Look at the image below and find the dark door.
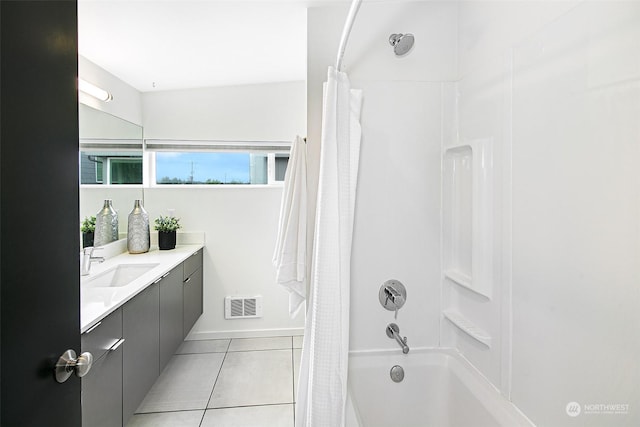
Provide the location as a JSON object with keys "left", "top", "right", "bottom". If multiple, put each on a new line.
{"left": 1, "top": 1, "right": 81, "bottom": 426}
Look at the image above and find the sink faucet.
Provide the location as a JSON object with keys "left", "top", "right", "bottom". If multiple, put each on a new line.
{"left": 81, "top": 247, "right": 105, "bottom": 276}
{"left": 386, "top": 323, "right": 410, "bottom": 354}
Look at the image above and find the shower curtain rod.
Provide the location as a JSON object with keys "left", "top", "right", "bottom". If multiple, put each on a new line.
{"left": 335, "top": 0, "right": 363, "bottom": 71}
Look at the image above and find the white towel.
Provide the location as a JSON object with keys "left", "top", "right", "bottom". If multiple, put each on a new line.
{"left": 273, "top": 135, "right": 307, "bottom": 318}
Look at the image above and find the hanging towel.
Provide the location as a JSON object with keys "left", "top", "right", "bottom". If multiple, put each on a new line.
{"left": 273, "top": 135, "right": 308, "bottom": 318}
{"left": 295, "top": 67, "right": 363, "bottom": 427}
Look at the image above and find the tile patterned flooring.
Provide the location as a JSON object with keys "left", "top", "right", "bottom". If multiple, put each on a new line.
{"left": 127, "top": 336, "right": 303, "bottom": 427}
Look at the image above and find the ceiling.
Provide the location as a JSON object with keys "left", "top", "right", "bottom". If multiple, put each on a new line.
{"left": 78, "top": 1, "right": 311, "bottom": 92}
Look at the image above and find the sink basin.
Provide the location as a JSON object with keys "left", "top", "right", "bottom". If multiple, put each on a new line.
{"left": 84, "top": 263, "right": 159, "bottom": 288}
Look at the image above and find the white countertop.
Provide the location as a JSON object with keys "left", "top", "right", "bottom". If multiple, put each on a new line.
{"left": 80, "top": 244, "right": 203, "bottom": 333}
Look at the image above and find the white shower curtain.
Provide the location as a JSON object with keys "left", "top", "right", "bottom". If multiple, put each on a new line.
{"left": 295, "top": 67, "right": 362, "bottom": 427}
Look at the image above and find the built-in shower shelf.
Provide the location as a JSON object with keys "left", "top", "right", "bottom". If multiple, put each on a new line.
{"left": 444, "top": 269, "right": 472, "bottom": 288}
{"left": 444, "top": 269, "right": 491, "bottom": 300}
{"left": 443, "top": 310, "right": 492, "bottom": 349}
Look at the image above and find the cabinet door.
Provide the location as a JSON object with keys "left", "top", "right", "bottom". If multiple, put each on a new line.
{"left": 123, "top": 283, "right": 160, "bottom": 425}
{"left": 183, "top": 267, "right": 203, "bottom": 338}
{"left": 159, "top": 264, "right": 184, "bottom": 370}
{"left": 82, "top": 308, "right": 122, "bottom": 360}
{"left": 82, "top": 341, "right": 123, "bottom": 427}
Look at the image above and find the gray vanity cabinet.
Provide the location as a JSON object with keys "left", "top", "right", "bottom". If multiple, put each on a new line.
{"left": 81, "top": 308, "right": 124, "bottom": 427}
{"left": 82, "top": 248, "right": 204, "bottom": 426}
{"left": 81, "top": 342, "right": 123, "bottom": 427}
{"left": 122, "top": 283, "right": 160, "bottom": 424}
{"left": 159, "top": 264, "right": 184, "bottom": 370}
{"left": 183, "top": 249, "right": 203, "bottom": 337}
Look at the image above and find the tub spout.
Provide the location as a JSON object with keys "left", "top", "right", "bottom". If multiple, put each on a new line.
{"left": 386, "top": 323, "right": 409, "bottom": 354}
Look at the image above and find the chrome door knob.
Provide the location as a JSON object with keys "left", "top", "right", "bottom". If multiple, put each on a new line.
{"left": 54, "top": 349, "right": 94, "bottom": 383}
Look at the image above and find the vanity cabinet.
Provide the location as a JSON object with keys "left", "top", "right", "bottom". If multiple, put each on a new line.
{"left": 81, "top": 309, "right": 124, "bottom": 427}
{"left": 159, "top": 264, "right": 184, "bottom": 370}
{"left": 122, "top": 283, "right": 160, "bottom": 424}
{"left": 82, "top": 247, "right": 204, "bottom": 426}
{"left": 183, "top": 249, "right": 203, "bottom": 337}
{"left": 81, "top": 341, "right": 123, "bottom": 427}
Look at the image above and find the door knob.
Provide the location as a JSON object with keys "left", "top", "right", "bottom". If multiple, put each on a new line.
{"left": 54, "top": 349, "right": 93, "bottom": 383}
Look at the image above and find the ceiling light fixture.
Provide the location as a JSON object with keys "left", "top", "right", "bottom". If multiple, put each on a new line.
{"left": 78, "top": 78, "right": 113, "bottom": 102}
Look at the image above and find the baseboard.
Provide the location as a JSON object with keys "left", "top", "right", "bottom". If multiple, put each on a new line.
{"left": 186, "top": 327, "right": 304, "bottom": 340}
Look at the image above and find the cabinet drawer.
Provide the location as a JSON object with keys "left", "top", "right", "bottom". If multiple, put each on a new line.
{"left": 82, "top": 308, "right": 123, "bottom": 360}
{"left": 183, "top": 248, "right": 202, "bottom": 280}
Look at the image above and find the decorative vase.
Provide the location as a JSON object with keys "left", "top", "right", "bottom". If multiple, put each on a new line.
{"left": 158, "top": 231, "right": 177, "bottom": 250}
{"left": 94, "top": 200, "right": 118, "bottom": 246}
{"left": 127, "top": 200, "right": 150, "bottom": 254}
{"left": 82, "top": 231, "right": 94, "bottom": 248}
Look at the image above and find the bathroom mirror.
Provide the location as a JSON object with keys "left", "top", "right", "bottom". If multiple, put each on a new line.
{"left": 79, "top": 103, "right": 144, "bottom": 241}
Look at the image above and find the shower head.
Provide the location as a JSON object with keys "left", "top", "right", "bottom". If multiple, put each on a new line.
{"left": 389, "top": 33, "right": 415, "bottom": 56}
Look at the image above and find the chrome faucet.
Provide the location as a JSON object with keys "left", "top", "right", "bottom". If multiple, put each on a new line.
{"left": 81, "top": 247, "right": 105, "bottom": 276}
{"left": 379, "top": 280, "right": 407, "bottom": 319}
{"left": 387, "top": 323, "right": 409, "bottom": 354}
{"left": 384, "top": 286, "right": 405, "bottom": 308}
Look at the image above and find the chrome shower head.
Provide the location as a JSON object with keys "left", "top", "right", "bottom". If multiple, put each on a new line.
{"left": 389, "top": 33, "right": 415, "bottom": 56}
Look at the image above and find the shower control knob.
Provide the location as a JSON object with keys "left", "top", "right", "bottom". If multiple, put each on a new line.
{"left": 379, "top": 280, "right": 407, "bottom": 314}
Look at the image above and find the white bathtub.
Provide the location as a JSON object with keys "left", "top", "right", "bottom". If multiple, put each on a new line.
{"left": 346, "top": 349, "right": 533, "bottom": 427}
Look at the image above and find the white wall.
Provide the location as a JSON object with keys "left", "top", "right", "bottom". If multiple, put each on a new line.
{"left": 79, "top": 56, "right": 143, "bottom": 126}
{"left": 141, "top": 81, "right": 305, "bottom": 140}
{"left": 80, "top": 186, "right": 304, "bottom": 339}
{"left": 307, "top": 2, "right": 457, "bottom": 352}
{"left": 143, "top": 187, "right": 303, "bottom": 338}
{"left": 81, "top": 79, "right": 307, "bottom": 338}
{"left": 456, "top": 1, "right": 640, "bottom": 425}
{"left": 140, "top": 82, "right": 306, "bottom": 337}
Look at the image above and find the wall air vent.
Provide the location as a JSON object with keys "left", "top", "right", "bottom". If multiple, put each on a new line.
{"left": 224, "top": 296, "right": 263, "bottom": 319}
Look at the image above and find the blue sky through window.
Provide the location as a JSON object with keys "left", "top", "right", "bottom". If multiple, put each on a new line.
{"left": 156, "top": 152, "right": 250, "bottom": 183}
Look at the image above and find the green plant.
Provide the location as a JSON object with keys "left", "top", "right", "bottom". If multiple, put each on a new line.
{"left": 154, "top": 215, "right": 182, "bottom": 232}
{"left": 81, "top": 216, "right": 96, "bottom": 233}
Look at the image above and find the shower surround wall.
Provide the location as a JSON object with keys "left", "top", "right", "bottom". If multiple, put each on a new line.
{"left": 307, "top": 2, "right": 458, "bottom": 352}
{"left": 310, "top": 1, "right": 639, "bottom": 427}
{"left": 453, "top": 2, "right": 640, "bottom": 426}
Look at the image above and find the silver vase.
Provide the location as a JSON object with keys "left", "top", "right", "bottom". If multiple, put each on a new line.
{"left": 94, "top": 200, "right": 119, "bottom": 246}
{"left": 127, "top": 200, "right": 150, "bottom": 254}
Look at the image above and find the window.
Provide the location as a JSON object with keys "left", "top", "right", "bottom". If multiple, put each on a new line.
{"left": 275, "top": 154, "right": 289, "bottom": 182}
{"left": 155, "top": 152, "right": 288, "bottom": 185}
{"left": 147, "top": 139, "right": 290, "bottom": 186}
{"left": 110, "top": 158, "right": 143, "bottom": 184}
{"left": 80, "top": 151, "right": 143, "bottom": 185}
{"left": 80, "top": 140, "right": 290, "bottom": 187}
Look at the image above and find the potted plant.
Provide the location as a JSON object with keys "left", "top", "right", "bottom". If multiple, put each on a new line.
{"left": 154, "top": 215, "right": 181, "bottom": 250}
{"left": 81, "top": 216, "right": 96, "bottom": 248}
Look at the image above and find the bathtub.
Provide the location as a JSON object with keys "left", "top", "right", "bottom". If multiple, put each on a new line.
{"left": 345, "top": 348, "right": 534, "bottom": 427}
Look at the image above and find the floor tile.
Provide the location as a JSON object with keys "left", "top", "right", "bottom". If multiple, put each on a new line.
{"left": 201, "top": 404, "right": 293, "bottom": 427}
{"left": 208, "top": 349, "right": 293, "bottom": 408}
{"left": 177, "top": 339, "right": 230, "bottom": 354}
{"left": 293, "top": 348, "right": 301, "bottom": 402}
{"left": 292, "top": 335, "right": 303, "bottom": 349}
{"left": 228, "top": 336, "right": 292, "bottom": 352}
{"left": 126, "top": 410, "right": 204, "bottom": 427}
{"left": 136, "top": 353, "right": 225, "bottom": 413}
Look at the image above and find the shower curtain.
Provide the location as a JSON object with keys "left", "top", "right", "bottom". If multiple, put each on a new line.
{"left": 296, "top": 67, "right": 362, "bottom": 427}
